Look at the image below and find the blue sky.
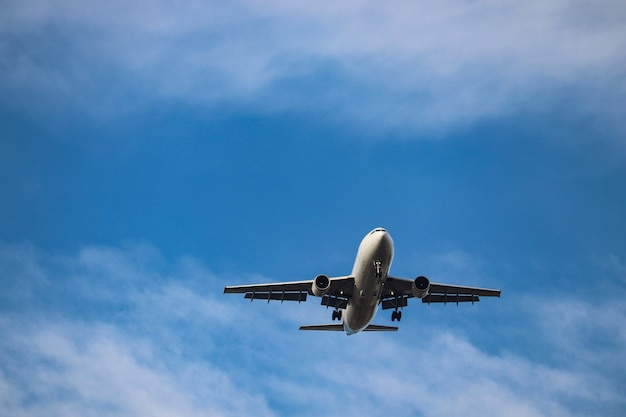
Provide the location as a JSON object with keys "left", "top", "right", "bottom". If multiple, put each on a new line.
{"left": 1, "top": 0, "right": 625, "bottom": 416}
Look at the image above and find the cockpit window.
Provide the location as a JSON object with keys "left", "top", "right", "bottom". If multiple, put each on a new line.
{"left": 370, "top": 228, "right": 387, "bottom": 234}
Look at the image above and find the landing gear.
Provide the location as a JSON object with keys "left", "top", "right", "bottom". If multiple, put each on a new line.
{"left": 391, "top": 310, "right": 402, "bottom": 322}
{"left": 374, "top": 261, "right": 382, "bottom": 279}
{"left": 332, "top": 309, "right": 342, "bottom": 321}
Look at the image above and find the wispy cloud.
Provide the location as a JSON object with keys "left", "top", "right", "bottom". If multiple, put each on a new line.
{"left": 0, "top": 320, "right": 275, "bottom": 417}
{"left": 1, "top": 242, "right": 625, "bottom": 416}
{"left": 0, "top": 242, "right": 272, "bottom": 417}
{"left": 1, "top": 0, "right": 624, "bottom": 133}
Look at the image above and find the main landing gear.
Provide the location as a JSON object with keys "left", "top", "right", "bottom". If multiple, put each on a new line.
{"left": 391, "top": 310, "right": 402, "bottom": 322}
{"left": 332, "top": 309, "right": 342, "bottom": 321}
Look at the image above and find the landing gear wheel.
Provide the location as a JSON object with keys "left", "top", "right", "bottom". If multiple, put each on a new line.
{"left": 332, "top": 310, "right": 342, "bottom": 321}
{"left": 391, "top": 311, "right": 402, "bottom": 322}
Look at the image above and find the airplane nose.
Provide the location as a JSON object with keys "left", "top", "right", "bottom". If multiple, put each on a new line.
{"left": 373, "top": 230, "right": 392, "bottom": 249}
{"left": 364, "top": 228, "right": 394, "bottom": 254}
{"left": 380, "top": 232, "right": 392, "bottom": 248}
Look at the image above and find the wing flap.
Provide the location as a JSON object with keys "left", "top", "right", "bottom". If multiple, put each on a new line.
{"left": 244, "top": 291, "right": 307, "bottom": 302}
{"left": 381, "top": 295, "right": 409, "bottom": 310}
{"left": 422, "top": 294, "right": 480, "bottom": 304}
{"left": 321, "top": 295, "right": 349, "bottom": 309}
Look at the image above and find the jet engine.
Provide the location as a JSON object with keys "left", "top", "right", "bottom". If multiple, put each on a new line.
{"left": 311, "top": 274, "right": 331, "bottom": 297}
{"left": 412, "top": 276, "right": 430, "bottom": 299}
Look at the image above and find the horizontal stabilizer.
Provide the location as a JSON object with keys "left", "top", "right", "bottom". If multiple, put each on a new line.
{"left": 299, "top": 324, "right": 344, "bottom": 331}
{"left": 299, "top": 324, "right": 398, "bottom": 332}
{"left": 363, "top": 324, "right": 398, "bottom": 331}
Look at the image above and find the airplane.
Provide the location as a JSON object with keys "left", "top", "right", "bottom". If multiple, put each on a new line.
{"left": 224, "top": 227, "right": 501, "bottom": 335}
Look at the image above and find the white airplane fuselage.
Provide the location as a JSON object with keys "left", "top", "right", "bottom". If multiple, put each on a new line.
{"left": 343, "top": 228, "right": 394, "bottom": 334}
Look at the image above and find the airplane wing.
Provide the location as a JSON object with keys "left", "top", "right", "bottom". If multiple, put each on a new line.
{"left": 223, "top": 276, "right": 355, "bottom": 305}
{"left": 381, "top": 276, "right": 501, "bottom": 310}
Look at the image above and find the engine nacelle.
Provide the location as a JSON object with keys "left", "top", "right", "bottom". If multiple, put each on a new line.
{"left": 311, "top": 274, "right": 331, "bottom": 297}
{"left": 412, "top": 276, "right": 430, "bottom": 299}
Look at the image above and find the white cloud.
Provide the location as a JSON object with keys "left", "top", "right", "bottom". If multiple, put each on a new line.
{"left": 1, "top": 0, "right": 624, "bottom": 133}
{"left": 1, "top": 242, "right": 625, "bottom": 416}
{"left": 257, "top": 328, "right": 616, "bottom": 417}
{"left": 533, "top": 297, "right": 626, "bottom": 371}
{"left": 0, "top": 320, "right": 274, "bottom": 417}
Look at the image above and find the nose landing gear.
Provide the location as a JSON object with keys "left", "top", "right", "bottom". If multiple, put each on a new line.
{"left": 374, "top": 261, "right": 383, "bottom": 279}
{"left": 332, "top": 309, "right": 342, "bottom": 321}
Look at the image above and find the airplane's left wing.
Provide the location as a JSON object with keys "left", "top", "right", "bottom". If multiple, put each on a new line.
{"left": 224, "top": 276, "right": 354, "bottom": 304}
{"left": 382, "top": 276, "right": 501, "bottom": 309}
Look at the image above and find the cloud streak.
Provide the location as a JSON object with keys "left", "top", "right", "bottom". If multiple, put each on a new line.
{"left": 1, "top": 0, "right": 624, "bottom": 133}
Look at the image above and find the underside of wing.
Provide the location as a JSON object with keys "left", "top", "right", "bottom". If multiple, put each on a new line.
{"left": 382, "top": 276, "right": 501, "bottom": 308}
{"left": 224, "top": 276, "right": 354, "bottom": 304}
{"left": 225, "top": 280, "right": 312, "bottom": 302}
{"left": 423, "top": 282, "right": 500, "bottom": 304}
